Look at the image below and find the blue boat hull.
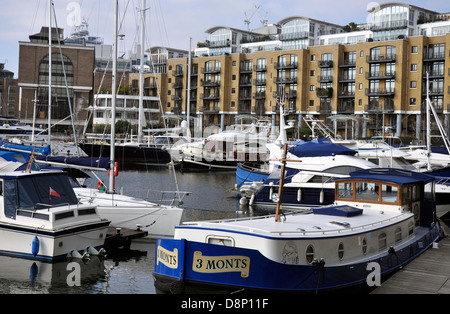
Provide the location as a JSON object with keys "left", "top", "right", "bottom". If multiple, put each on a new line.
{"left": 154, "top": 223, "right": 443, "bottom": 293}
{"left": 236, "top": 162, "right": 268, "bottom": 188}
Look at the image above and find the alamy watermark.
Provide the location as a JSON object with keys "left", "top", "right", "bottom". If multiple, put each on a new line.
{"left": 66, "top": 2, "right": 82, "bottom": 27}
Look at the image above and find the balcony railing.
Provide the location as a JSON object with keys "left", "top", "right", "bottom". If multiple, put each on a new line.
{"left": 318, "top": 60, "right": 333, "bottom": 68}
{"left": 366, "top": 54, "right": 396, "bottom": 63}
{"left": 365, "top": 71, "right": 396, "bottom": 80}
{"left": 365, "top": 87, "right": 395, "bottom": 96}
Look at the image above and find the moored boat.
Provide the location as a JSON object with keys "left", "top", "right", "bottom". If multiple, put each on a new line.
{"left": 0, "top": 170, "right": 110, "bottom": 262}
{"left": 154, "top": 168, "right": 443, "bottom": 293}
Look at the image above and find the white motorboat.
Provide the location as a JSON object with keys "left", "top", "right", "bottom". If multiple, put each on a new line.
{"left": 154, "top": 168, "right": 443, "bottom": 293}
{"left": 0, "top": 169, "right": 109, "bottom": 262}
{"left": 169, "top": 120, "right": 270, "bottom": 170}
{"left": 74, "top": 185, "right": 187, "bottom": 239}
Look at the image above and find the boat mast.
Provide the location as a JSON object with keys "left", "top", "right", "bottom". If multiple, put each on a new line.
{"left": 138, "top": 0, "right": 146, "bottom": 143}
{"left": 426, "top": 72, "right": 431, "bottom": 171}
{"left": 186, "top": 37, "right": 192, "bottom": 132}
{"left": 275, "top": 143, "right": 288, "bottom": 222}
{"left": 109, "top": 0, "right": 118, "bottom": 193}
{"left": 48, "top": 0, "right": 53, "bottom": 145}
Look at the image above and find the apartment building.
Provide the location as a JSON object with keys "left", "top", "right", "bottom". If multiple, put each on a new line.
{"left": 0, "top": 63, "right": 19, "bottom": 117}
{"left": 135, "top": 2, "right": 450, "bottom": 141}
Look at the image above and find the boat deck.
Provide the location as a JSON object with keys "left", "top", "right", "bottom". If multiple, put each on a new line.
{"left": 180, "top": 204, "right": 411, "bottom": 238}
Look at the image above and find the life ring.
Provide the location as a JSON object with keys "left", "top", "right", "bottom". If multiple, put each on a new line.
{"left": 97, "top": 180, "right": 102, "bottom": 190}
{"left": 108, "top": 162, "right": 119, "bottom": 177}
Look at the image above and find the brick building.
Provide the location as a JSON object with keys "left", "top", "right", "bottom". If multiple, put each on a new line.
{"left": 18, "top": 26, "right": 95, "bottom": 132}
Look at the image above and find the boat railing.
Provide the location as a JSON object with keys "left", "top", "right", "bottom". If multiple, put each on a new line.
{"left": 435, "top": 176, "right": 450, "bottom": 186}
{"left": 138, "top": 189, "right": 191, "bottom": 207}
{"left": 183, "top": 210, "right": 410, "bottom": 236}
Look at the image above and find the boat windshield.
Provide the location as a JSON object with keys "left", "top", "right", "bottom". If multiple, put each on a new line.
{"left": 3, "top": 173, "right": 79, "bottom": 219}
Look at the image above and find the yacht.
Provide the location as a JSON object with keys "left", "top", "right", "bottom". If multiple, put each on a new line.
{"left": 0, "top": 169, "right": 109, "bottom": 262}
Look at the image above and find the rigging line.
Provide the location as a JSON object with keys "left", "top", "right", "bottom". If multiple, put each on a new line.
{"left": 156, "top": 0, "right": 170, "bottom": 47}
{"left": 29, "top": 0, "right": 42, "bottom": 35}
{"left": 52, "top": 2, "right": 80, "bottom": 156}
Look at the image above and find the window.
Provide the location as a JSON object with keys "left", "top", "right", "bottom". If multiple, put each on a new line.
{"left": 395, "top": 227, "right": 402, "bottom": 243}
{"left": 306, "top": 245, "right": 314, "bottom": 264}
{"left": 362, "top": 237, "right": 367, "bottom": 254}
{"left": 410, "top": 81, "right": 416, "bottom": 89}
{"left": 381, "top": 185, "right": 398, "bottom": 203}
{"left": 338, "top": 242, "right": 344, "bottom": 260}
{"left": 410, "top": 98, "right": 416, "bottom": 106}
{"left": 378, "top": 233, "right": 387, "bottom": 250}
{"left": 411, "top": 46, "right": 418, "bottom": 53}
{"left": 338, "top": 182, "right": 353, "bottom": 200}
{"left": 411, "top": 64, "right": 417, "bottom": 71}
{"left": 310, "top": 54, "right": 316, "bottom": 61}
{"left": 356, "top": 182, "right": 379, "bottom": 201}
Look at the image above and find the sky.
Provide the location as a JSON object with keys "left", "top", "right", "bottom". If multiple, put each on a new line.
{"left": 1, "top": 0, "right": 448, "bottom": 78}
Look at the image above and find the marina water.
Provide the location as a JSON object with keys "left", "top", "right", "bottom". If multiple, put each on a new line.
{"left": 0, "top": 166, "right": 244, "bottom": 294}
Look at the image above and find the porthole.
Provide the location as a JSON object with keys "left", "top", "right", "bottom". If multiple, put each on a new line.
{"left": 306, "top": 245, "right": 314, "bottom": 264}
{"left": 338, "top": 242, "right": 344, "bottom": 260}
{"left": 362, "top": 237, "right": 367, "bottom": 255}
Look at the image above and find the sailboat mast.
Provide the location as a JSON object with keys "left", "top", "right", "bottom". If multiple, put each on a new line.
{"left": 426, "top": 72, "right": 431, "bottom": 171}
{"left": 138, "top": 0, "right": 146, "bottom": 143}
{"left": 109, "top": 0, "right": 118, "bottom": 193}
{"left": 48, "top": 0, "right": 52, "bottom": 144}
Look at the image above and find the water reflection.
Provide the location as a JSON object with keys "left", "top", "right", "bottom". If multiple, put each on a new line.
{"left": 0, "top": 255, "right": 107, "bottom": 294}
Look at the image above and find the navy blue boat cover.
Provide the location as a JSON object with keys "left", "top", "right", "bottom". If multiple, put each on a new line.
{"left": 289, "top": 138, "right": 357, "bottom": 157}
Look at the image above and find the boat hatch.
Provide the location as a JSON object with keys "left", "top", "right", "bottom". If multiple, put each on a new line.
{"left": 313, "top": 205, "right": 363, "bottom": 217}
{"left": 206, "top": 235, "right": 235, "bottom": 246}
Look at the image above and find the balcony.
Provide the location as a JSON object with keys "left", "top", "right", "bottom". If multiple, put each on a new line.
{"left": 253, "top": 78, "right": 266, "bottom": 85}
{"left": 274, "top": 76, "right": 298, "bottom": 84}
{"left": 337, "top": 104, "right": 355, "bottom": 114}
{"left": 279, "top": 31, "right": 309, "bottom": 41}
{"left": 200, "top": 92, "right": 220, "bottom": 100}
{"left": 319, "top": 103, "right": 332, "bottom": 114}
{"left": 172, "top": 69, "right": 183, "bottom": 76}
{"left": 201, "top": 66, "right": 221, "bottom": 74}
{"left": 338, "top": 90, "right": 355, "bottom": 98}
{"left": 238, "top": 103, "right": 252, "bottom": 114}
{"left": 239, "top": 78, "right": 252, "bottom": 86}
{"left": 201, "top": 80, "right": 220, "bottom": 87}
{"left": 254, "top": 64, "right": 267, "bottom": 72}
{"left": 339, "top": 60, "right": 356, "bottom": 68}
{"left": 316, "top": 87, "right": 333, "bottom": 98}
{"left": 365, "top": 87, "right": 395, "bottom": 97}
{"left": 423, "top": 52, "right": 445, "bottom": 62}
{"left": 364, "top": 101, "right": 394, "bottom": 112}
{"left": 318, "top": 75, "right": 333, "bottom": 83}
{"left": 202, "top": 103, "right": 220, "bottom": 113}
{"left": 318, "top": 60, "right": 333, "bottom": 68}
{"left": 365, "top": 71, "right": 396, "bottom": 80}
{"left": 366, "top": 54, "right": 396, "bottom": 63}
{"left": 253, "top": 91, "right": 266, "bottom": 99}
{"left": 274, "top": 61, "right": 298, "bottom": 69}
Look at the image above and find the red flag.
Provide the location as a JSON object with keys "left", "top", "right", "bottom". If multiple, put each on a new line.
{"left": 50, "top": 187, "right": 61, "bottom": 198}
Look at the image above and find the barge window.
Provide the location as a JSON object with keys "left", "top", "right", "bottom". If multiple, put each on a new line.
{"left": 395, "top": 227, "right": 402, "bottom": 243}
{"left": 362, "top": 237, "right": 367, "bottom": 254}
{"left": 338, "top": 242, "right": 344, "bottom": 260}
{"left": 378, "top": 233, "right": 387, "bottom": 250}
{"left": 337, "top": 182, "right": 353, "bottom": 199}
{"left": 306, "top": 245, "right": 314, "bottom": 264}
{"left": 381, "top": 185, "right": 398, "bottom": 203}
{"left": 355, "top": 182, "right": 379, "bottom": 201}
